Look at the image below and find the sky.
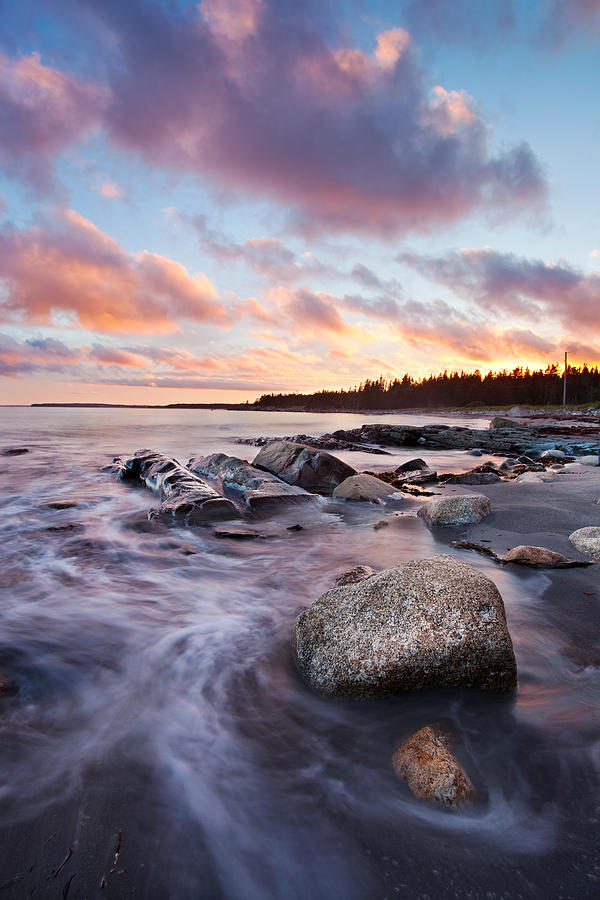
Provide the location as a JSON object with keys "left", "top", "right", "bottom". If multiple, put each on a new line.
{"left": 0, "top": 0, "right": 599, "bottom": 405}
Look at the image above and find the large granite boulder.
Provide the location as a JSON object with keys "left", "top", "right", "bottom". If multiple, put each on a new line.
{"left": 293, "top": 554, "right": 517, "bottom": 698}
{"left": 187, "top": 453, "right": 316, "bottom": 510}
{"left": 253, "top": 441, "right": 356, "bottom": 494}
{"left": 417, "top": 494, "right": 491, "bottom": 526}
{"left": 333, "top": 473, "right": 401, "bottom": 502}
{"left": 569, "top": 527, "right": 600, "bottom": 561}
{"left": 392, "top": 726, "right": 476, "bottom": 809}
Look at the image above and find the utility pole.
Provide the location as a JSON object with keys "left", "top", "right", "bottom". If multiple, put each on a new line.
{"left": 563, "top": 351, "right": 568, "bottom": 407}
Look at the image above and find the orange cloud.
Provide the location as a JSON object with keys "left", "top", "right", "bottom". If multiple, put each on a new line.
{"left": 0, "top": 209, "right": 227, "bottom": 334}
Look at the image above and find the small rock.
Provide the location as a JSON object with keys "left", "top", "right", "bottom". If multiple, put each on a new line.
{"left": 541, "top": 449, "right": 566, "bottom": 459}
{"left": 392, "top": 726, "right": 477, "bottom": 809}
{"left": 373, "top": 519, "right": 389, "bottom": 530}
{"left": 501, "top": 545, "right": 573, "bottom": 567}
{"left": 2, "top": 448, "right": 29, "bottom": 456}
{"left": 396, "top": 458, "right": 428, "bottom": 473}
{"left": 213, "top": 527, "right": 267, "bottom": 540}
{"left": 446, "top": 472, "right": 501, "bottom": 485}
{"left": 417, "top": 495, "right": 491, "bottom": 526}
{"left": 490, "top": 416, "right": 528, "bottom": 430}
{"left": 569, "top": 527, "right": 600, "bottom": 561}
{"left": 334, "top": 565, "right": 375, "bottom": 587}
{"left": 333, "top": 473, "right": 401, "bottom": 502}
{"left": 468, "top": 449, "right": 483, "bottom": 457}
{"left": 287, "top": 524, "right": 304, "bottom": 531}
{"left": 578, "top": 455, "right": 599, "bottom": 466}
{"left": 45, "top": 500, "right": 78, "bottom": 510}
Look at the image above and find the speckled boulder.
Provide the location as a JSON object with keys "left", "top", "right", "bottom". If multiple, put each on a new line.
{"left": 392, "top": 726, "right": 476, "bottom": 809}
{"left": 293, "top": 554, "right": 517, "bottom": 698}
{"left": 333, "top": 474, "right": 400, "bottom": 502}
{"left": 501, "top": 545, "right": 572, "bottom": 567}
{"left": 417, "top": 494, "right": 491, "bottom": 526}
{"left": 569, "top": 527, "right": 600, "bottom": 561}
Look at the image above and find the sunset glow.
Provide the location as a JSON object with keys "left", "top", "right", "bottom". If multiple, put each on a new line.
{"left": 1, "top": 0, "right": 599, "bottom": 405}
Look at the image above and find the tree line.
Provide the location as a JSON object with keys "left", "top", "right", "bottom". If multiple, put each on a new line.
{"left": 255, "top": 364, "right": 600, "bottom": 410}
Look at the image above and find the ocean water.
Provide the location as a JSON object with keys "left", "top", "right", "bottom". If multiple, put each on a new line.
{"left": 0, "top": 408, "right": 597, "bottom": 899}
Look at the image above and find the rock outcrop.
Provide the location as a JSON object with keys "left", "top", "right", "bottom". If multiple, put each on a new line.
{"left": 332, "top": 473, "right": 401, "bottom": 502}
{"left": 392, "top": 726, "right": 476, "bottom": 809}
{"left": 187, "top": 453, "right": 316, "bottom": 510}
{"left": 569, "top": 527, "right": 600, "bottom": 561}
{"left": 113, "top": 450, "right": 238, "bottom": 523}
{"left": 293, "top": 554, "right": 517, "bottom": 698}
{"left": 417, "top": 495, "right": 491, "bottom": 526}
{"left": 253, "top": 441, "right": 356, "bottom": 494}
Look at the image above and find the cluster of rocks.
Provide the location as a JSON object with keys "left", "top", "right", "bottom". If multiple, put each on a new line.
{"left": 108, "top": 440, "right": 397, "bottom": 523}
{"left": 242, "top": 417, "right": 599, "bottom": 459}
{"left": 294, "top": 554, "right": 519, "bottom": 808}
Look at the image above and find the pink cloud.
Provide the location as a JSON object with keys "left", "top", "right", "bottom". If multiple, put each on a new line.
{"left": 0, "top": 51, "right": 105, "bottom": 187}
{"left": 0, "top": 209, "right": 227, "bottom": 334}
{"left": 78, "top": 0, "right": 545, "bottom": 235}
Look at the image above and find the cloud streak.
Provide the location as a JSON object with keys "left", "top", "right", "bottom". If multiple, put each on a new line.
{"left": 397, "top": 247, "right": 600, "bottom": 337}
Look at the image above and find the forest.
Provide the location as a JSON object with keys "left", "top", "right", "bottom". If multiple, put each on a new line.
{"left": 255, "top": 364, "right": 600, "bottom": 410}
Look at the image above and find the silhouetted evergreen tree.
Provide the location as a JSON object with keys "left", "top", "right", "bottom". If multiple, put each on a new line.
{"left": 255, "top": 364, "right": 600, "bottom": 410}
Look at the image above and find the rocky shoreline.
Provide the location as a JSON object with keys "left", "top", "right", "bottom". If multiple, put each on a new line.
{"left": 97, "top": 416, "right": 600, "bottom": 811}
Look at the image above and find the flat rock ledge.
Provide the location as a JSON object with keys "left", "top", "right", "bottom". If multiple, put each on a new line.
{"left": 293, "top": 554, "right": 517, "bottom": 699}
{"left": 188, "top": 452, "right": 316, "bottom": 510}
{"left": 569, "top": 527, "right": 600, "bottom": 561}
{"left": 392, "top": 726, "right": 477, "bottom": 809}
{"left": 112, "top": 449, "right": 237, "bottom": 523}
{"left": 418, "top": 494, "right": 491, "bottom": 526}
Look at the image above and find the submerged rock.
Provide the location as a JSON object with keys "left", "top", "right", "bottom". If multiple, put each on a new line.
{"left": 253, "top": 441, "right": 356, "bottom": 494}
{"left": 2, "top": 448, "right": 29, "bottom": 456}
{"left": 333, "top": 473, "right": 401, "bottom": 502}
{"left": 417, "top": 494, "right": 491, "bottom": 526}
{"left": 334, "top": 565, "right": 375, "bottom": 586}
{"left": 569, "top": 527, "right": 600, "bottom": 561}
{"left": 392, "top": 726, "right": 476, "bottom": 809}
{"left": 213, "top": 526, "right": 267, "bottom": 540}
{"left": 293, "top": 554, "right": 517, "bottom": 698}
{"left": 501, "top": 545, "right": 573, "bottom": 566}
{"left": 188, "top": 453, "right": 316, "bottom": 510}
